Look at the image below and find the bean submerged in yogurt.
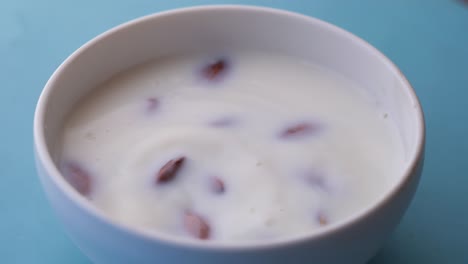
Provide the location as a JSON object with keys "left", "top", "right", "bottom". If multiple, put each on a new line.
{"left": 303, "top": 169, "right": 329, "bottom": 192}
{"left": 156, "top": 156, "right": 186, "bottom": 184}
{"left": 280, "top": 122, "right": 321, "bottom": 139}
{"left": 209, "top": 116, "right": 237, "bottom": 128}
{"left": 200, "top": 58, "right": 229, "bottom": 82}
{"left": 209, "top": 176, "right": 226, "bottom": 194}
{"left": 145, "top": 97, "right": 159, "bottom": 113}
{"left": 184, "top": 211, "right": 211, "bottom": 240}
{"left": 62, "top": 162, "right": 93, "bottom": 196}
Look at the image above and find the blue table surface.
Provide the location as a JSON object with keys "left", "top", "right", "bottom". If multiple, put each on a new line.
{"left": 1, "top": 0, "right": 467, "bottom": 263}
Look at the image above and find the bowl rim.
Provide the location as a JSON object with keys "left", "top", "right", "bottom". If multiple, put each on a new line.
{"left": 33, "top": 4, "right": 426, "bottom": 251}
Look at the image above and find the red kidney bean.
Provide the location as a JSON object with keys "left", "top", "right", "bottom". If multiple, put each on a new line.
{"left": 63, "top": 162, "right": 93, "bottom": 196}
{"left": 210, "top": 176, "right": 225, "bottom": 194}
{"left": 156, "top": 156, "right": 185, "bottom": 184}
{"left": 200, "top": 58, "right": 229, "bottom": 82}
{"left": 184, "top": 210, "right": 211, "bottom": 240}
{"left": 280, "top": 122, "right": 321, "bottom": 139}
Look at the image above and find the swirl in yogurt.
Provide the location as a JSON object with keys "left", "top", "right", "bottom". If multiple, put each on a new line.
{"left": 60, "top": 51, "right": 404, "bottom": 241}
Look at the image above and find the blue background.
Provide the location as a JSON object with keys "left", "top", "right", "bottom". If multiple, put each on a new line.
{"left": 1, "top": 0, "right": 467, "bottom": 263}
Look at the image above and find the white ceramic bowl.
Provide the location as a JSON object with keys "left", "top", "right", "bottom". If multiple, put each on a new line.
{"left": 34, "top": 5, "right": 425, "bottom": 264}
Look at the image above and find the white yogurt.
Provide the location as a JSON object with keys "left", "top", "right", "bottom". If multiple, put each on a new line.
{"left": 59, "top": 51, "right": 404, "bottom": 242}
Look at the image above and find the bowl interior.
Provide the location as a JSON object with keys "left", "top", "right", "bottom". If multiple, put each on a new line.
{"left": 36, "top": 5, "right": 424, "bottom": 244}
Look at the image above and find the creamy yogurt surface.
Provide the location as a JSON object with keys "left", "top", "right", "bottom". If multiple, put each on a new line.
{"left": 59, "top": 51, "right": 404, "bottom": 242}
